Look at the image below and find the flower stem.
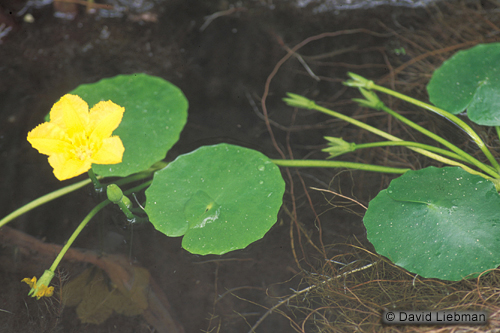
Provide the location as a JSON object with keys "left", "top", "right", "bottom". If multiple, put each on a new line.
{"left": 47, "top": 180, "right": 152, "bottom": 273}
{"left": 353, "top": 141, "right": 466, "bottom": 161}
{"left": 351, "top": 141, "right": 492, "bottom": 179}
{"left": 1, "top": 165, "right": 159, "bottom": 229}
{"left": 376, "top": 100, "right": 497, "bottom": 178}
{"left": 0, "top": 178, "right": 92, "bottom": 229}
{"left": 48, "top": 199, "right": 110, "bottom": 272}
{"left": 309, "top": 101, "right": 484, "bottom": 172}
{"left": 88, "top": 169, "right": 103, "bottom": 193}
{"left": 368, "top": 80, "right": 500, "bottom": 172}
{"left": 284, "top": 94, "right": 494, "bottom": 178}
{"left": 107, "top": 183, "right": 148, "bottom": 223}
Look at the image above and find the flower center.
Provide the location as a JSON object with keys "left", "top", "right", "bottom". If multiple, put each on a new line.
{"left": 73, "top": 145, "right": 94, "bottom": 161}
{"left": 70, "top": 133, "right": 95, "bottom": 161}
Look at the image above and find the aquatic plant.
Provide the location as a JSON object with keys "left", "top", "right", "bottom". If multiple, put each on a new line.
{"left": 1, "top": 73, "right": 286, "bottom": 298}
{"left": 5, "top": 42, "right": 500, "bottom": 302}
{"left": 284, "top": 42, "right": 500, "bottom": 281}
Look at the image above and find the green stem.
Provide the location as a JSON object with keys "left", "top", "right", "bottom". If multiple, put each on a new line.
{"left": 88, "top": 169, "right": 103, "bottom": 192}
{"left": 124, "top": 180, "right": 152, "bottom": 196}
{"left": 354, "top": 141, "right": 467, "bottom": 162}
{"left": 312, "top": 103, "right": 396, "bottom": 140}
{"left": 378, "top": 104, "right": 498, "bottom": 178}
{"left": 1, "top": 167, "right": 157, "bottom": 229}
{"left": 118, "top": 201, "right": 135, "bottom": 219}
{"left": 0, "top": 178, "right": 92, "bottom": 229}
{"left": 352, "top": 141, "right": 492, "bottom": 179}
{"left": 272, "top": 159, "right": 410, "bottom": 174}
{"left": 122, "top": 181, "right": 151, "bottom": 223}
{"left": 49, "top": 199, "right": 110, "bottom": 272}
{"left": 113, "top": 169, "right": 156, "bottom": 187}
{"left": 48, "top": 180, "right": 152, "bottom": 273}
{"left": 371, "top": 83, "right": 500, "bottom": 172}
{"left": 311, "top": 103, "right": 484, "bottom": 175}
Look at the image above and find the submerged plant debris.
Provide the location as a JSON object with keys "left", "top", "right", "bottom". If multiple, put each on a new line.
{"left": 61, "top": 266, "right": 149, "bottom": 324}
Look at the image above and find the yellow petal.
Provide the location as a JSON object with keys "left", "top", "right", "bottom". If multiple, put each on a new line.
{"left": 49, "top": 154, "right": 92, "bottom": 181}
{"left": 45, "top": 286, "right": 54, "bottom": 298}
{"left": 35, "top": 285, "right": 53, "bottom": 299}
{"left": 28, "top": 122, "right": 73, "bottom": 156}
{"left": 88, "top": 100, "right": 125, "bottom": 141}
{"left": 35, "top": 289, "right": 45, "bottom": 299}
{"left": 49, "top": 95, "right": 90, "bottom": 137}
{"left": 22, "top": 277, "right": 37, "bottom": 288}
{"left": 92, "top": 136, "right": 125, "bottom": 164}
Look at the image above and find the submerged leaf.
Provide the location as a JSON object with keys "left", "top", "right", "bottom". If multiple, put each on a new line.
{"left": 62, "top": 266, "right": 149, "bottom": 324}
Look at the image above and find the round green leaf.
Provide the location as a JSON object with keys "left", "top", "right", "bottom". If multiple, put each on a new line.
{"left": 70, "top": 74, "right": 188, "bottom": 177}
{"left": 364, "top": 166, "right": 500, "bottom": 281}
{"left": 144, "top": 143, "right": 285, "bottom": 255}
{"left": 427, "top": 43, "right": 500, "bottom": 125}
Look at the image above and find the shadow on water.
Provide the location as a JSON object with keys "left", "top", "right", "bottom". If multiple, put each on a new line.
{"left": 0, "top": 0, "right": 497, "bottom": 332}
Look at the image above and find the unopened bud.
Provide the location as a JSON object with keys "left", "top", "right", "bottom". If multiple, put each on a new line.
{"left": 106, "top": 184, "right": 123, "bottom": 204}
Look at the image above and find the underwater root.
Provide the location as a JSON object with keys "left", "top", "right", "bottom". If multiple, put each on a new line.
{"left": 284, "top": 246, "right": 500, "bottom": 333}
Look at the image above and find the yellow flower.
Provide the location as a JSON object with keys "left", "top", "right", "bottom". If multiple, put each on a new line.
{"left": 22, "top": 270, "right": 55, "bottom": 300}
{"left": 27, "top": 94, "right": 125, "bottom": 181}
{"left": 22, "top": 276, "right": 37, "bottom": 288}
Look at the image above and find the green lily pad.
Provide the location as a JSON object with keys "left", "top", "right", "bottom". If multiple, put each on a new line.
{"left": 184, "top": 190, "right": 222, "bottom": 229}
{"left": 144, "top": 143, "right": 285, "bottom": 255}
{"left": 427, "top": 43, "right": 500, "bottom": 125}
{"left": 70, "top": 74, "right": 188, "bottom": 177}
{"left": 364, "top": 166, "right": 500, "bottom": 281}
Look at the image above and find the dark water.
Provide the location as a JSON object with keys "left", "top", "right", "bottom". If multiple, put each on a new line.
{"left": 0, "top": 1, "right": 440, "bottom": 332}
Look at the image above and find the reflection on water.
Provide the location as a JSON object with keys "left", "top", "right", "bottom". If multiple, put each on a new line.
{"left": 296, "top": 0, "right": 439, "bottom": 12}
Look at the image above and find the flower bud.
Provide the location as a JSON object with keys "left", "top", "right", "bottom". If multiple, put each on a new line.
{"left": 107, "top": 184, "right": 123, "bottom": 204}
{"left": 322, "top": 137, "right": 355, "bottom": 158}
{"left": 282, "top": 93, "right": 316, "bottom": 109}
